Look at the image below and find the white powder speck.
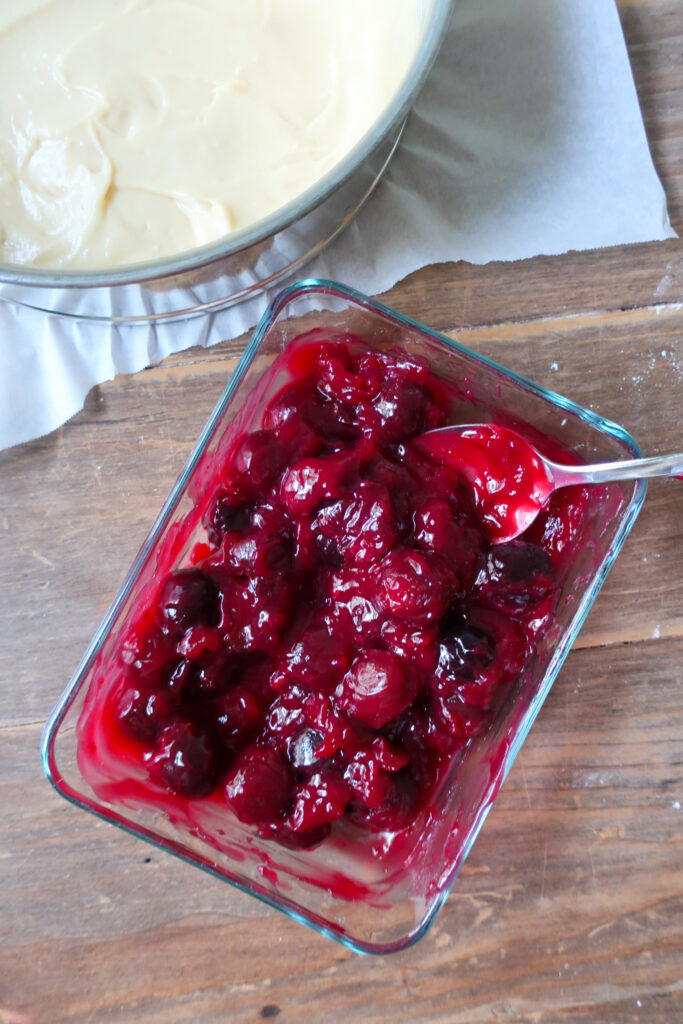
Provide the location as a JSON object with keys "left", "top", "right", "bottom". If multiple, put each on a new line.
{"left": 550, "top": 362, "right": 559, "bottom": 372}
{"left": 672, "top": 800, "right": 681, "bottom": 811}
{"left": 652, "top": 625, "right": 661, "bottom": 639}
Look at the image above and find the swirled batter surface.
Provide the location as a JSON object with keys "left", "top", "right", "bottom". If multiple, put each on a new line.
{"left": 0, "top": 0, "right": 430, "bottom": 269}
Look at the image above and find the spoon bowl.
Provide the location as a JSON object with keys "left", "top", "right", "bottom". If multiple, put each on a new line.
{"left": 416, "top": 423, "right": 683, "bottom": 543}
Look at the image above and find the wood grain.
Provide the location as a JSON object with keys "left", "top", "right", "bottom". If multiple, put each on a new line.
{"left": 1, "top": 642, "right": 681, "bottom": 1024}
{"left": 1, "top": 3, "right": 682, "bottom": 1023}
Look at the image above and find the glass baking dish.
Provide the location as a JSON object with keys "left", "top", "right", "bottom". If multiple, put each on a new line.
{"left": 41, "top": 279, "right": 646, "bottom": 954}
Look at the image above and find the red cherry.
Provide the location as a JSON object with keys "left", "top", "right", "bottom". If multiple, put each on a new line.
{"left": 325, "top": 566, "right": 382, "bottom": 645}
{"left": 148, "top": 720, "right": 218, "bottom": 798}
{"left": 375, "top": 548, "right": 455, "bottom": 624}
{"left": 204, "top": 492, "right": 252, "bottom": 547}
{"left": 120, "top": 631, "right": 177, "bottom": 688}
{"left": 339, "top": 650, "right": 418, "bottom": 728}
{"left": 279, "top": 626, "right": 351, "bottom": 692}
{"left": 313, "top": 481, "right": 396, "bottom": 568}
{"left": 228, "top": 429, "right": 288, "bottom": 502}
{"left": 280, "top": 457, "right": 346, "bottom": 516}
{"left": 223, "top": 746, "right": 292, "bottom": 825}
{"left": 115, "top": 684, "right": 176, "bottom": 743}
{"left": 157, "top": 570, "right": 218, "bottom": 638}
{"left": 210, "top": 685, "right": 263, "bottom": 751}
{"left": 474, "top": 541, "right": 555, "bottom": 618}
{"left": 413, "top": 498, "right": 484, "bottom": 590}
{"left": 287, "top": 772, "right": 350, "bottom": 832}
{"left": 435, "top": 605, "right": 525, "bottom": 707}
{"left": 345, "top": 750, "right": 394, "bottom": 809}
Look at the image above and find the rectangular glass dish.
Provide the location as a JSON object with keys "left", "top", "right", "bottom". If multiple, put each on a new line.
{"left": 42, "top": 280, "right": 646, "bottom": 954}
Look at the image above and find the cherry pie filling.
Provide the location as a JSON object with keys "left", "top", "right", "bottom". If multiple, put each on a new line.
{"left": 78, "top": 332, "right": 591, "bottom": 854}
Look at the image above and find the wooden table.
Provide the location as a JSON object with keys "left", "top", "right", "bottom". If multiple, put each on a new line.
{"left": 1, "top": 3, "right": 681, "bottom": 1022}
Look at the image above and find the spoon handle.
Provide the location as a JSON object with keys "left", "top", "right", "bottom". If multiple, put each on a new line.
{"left": 551, "top": 451, "right": 683, "bottom": 487}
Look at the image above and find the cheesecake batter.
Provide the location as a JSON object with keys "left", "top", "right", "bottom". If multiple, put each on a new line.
{"left": 0, "top": 0, "right": 431, "bottom": 270}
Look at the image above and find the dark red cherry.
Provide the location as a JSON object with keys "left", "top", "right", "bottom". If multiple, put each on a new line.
{"left": 223, "top": 746, "right": 292, "bottom": 825}
{"left": 339, "top": 650, "right": 418, "bottom": 728}
{"left": 325, "top": 566, "right": 382, "bottom": 645}
{"left": 364, "top": 379, "right": 442, "bottom": 444}
{"left": 220, "top": 574, "right": 293, "bottom": 653}
{"left": 287, "top": 771, "right": 350, "bottom": 832}
{"left": 265, "top": 377, "right": 358, "bottom": 443}
{"left": 317, "top": 352, "right": 375, "bottom": 407}
{"left": 178, "top": 625, "right": 223, "bottom": 660}
{"left": 261, "top": 821, "right": 332, "bottom": 850}
{"left": 349, "top": 771, "right": 419, "bottom": 833}
{"left": 205, "top": 492, "right": 252, "bottom": 546}
{"left": 286, "top": 728, "right": 325, "bottom": 773}
{"left": 313, "top": 482, "right": 396, "bottom": 568}
{"left": 280, "top": 456, "right": 346, "bottom": 515}
{"left": 279, "top": 626, "right": 351, "bottom": 692}
{"left": 375, "top": 548, "right": 455, "bottom": 624}
{"left": 474, "top": 541, "right": 555, "bottom": 618}
{"left": 228, "top": 429, "right": 288, "bottom": 501}
{"left": 148, "top": 719, "right": 218, "bottom": 797}
{"left": 364, "top": 455, "right": 420, "bottom": 537}
{"left": 274, "top": 418, "right": 325, "bottom": 463}
{"left": 345, "top": 750, "right": 393, "bottom": 809}
{"left": 434, "top": 620, "right": 495, "bottom": 694}
{"left": 370, "top": 735, "right": 409, "bottom": 772}
{"left": 210, "top": 685, "right": 263, "bottom": 750}
{"left": 120, "top": 631, "right": 177, "bottom": 688}
{"left": 157, "top": 570, "right": 218, "bottom": 637}
{"left": 435, "top": 605, "right": 525, "bottom": 706}
{"left": 224, "top": 528, "right": 292, "bottom": 576}
{"left": 413, "top": 498, "right": 484, "bottom": 590}
{"left": 526, "top": 485, "right": 590, "bottom": 568}
{"left": 115, "top": 684, "right": 177, "bottom": 743}
{"left": 165, "top": 657, "right": 195, "bottom": 699}
{"left": 380, "top": 619, "right": 439, "bottom": 672}
{"left": 263, "top": 685, "right": 308, "bottom": 749}
{"left": 429, "top": 693, "right": 490, "bottom": 748}
{"left": 302, "top": 692, "right": 356, "bottom": 758}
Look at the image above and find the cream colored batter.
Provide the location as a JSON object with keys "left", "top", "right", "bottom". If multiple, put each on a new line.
{"left": 0, "top": 0, "right": 431, "bottom": 270}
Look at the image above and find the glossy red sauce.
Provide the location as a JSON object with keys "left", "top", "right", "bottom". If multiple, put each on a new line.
{"left": 417, "top": 423, "right": 557, "bottom": 542}
{"left": 77, "top": 332, "right": 594, "bottom": 867}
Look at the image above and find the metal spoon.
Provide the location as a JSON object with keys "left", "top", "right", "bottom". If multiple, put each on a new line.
{"left": 417, "top": 422, "right": 683, "bottom": 543}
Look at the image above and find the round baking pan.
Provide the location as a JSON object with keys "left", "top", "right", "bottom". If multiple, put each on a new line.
{"left": 0, "top": 0, "right": 453, "bottom": 323}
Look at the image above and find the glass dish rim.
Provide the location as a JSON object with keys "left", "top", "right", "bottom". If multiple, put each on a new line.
{"left": 41, "top": 277, "right": 647, "bottom": 955}
{"left": 0, "top": 0, "right": 453, "bottom": 290}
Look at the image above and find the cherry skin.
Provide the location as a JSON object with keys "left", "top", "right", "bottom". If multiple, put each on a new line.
{"left": 339, "top": 650, "right": 418, "bottom": 729}
{"left": 287, "top": 772, "right": 350, "bottom": 832}
{"left": 115, "top": 684, "right": 177, "bottom": 743}
{"left": 148, "top": 720, "right": 218, "bottom": 798}
{"left": 210, "top": 685, "right": 263, "bottom": 750}
{"left": 474, "top": 541, "right": 555, "bottom": 619}
{"left": 157, "top": 570, "right": 218, "bottom": 638}
{"left": 375, "top": 548, "right": 455, "bottom": 624}
{"left": 223, "top": 746, "right": 292, "bottom": 826}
